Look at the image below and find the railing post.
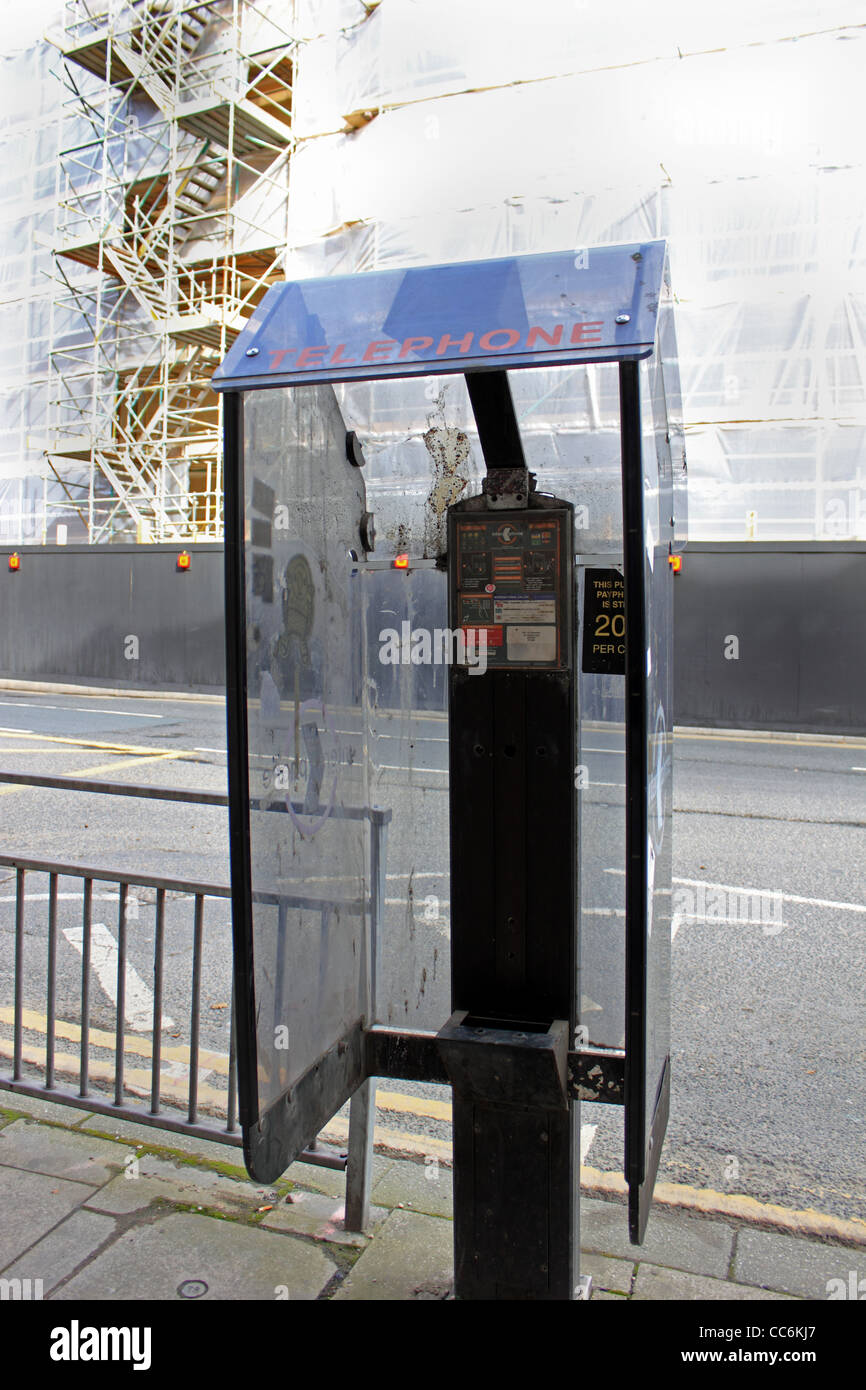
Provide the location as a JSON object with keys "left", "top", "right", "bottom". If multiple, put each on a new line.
{"left": 345, "top": 1078, "right": 375, "bottom": 1233}
{"left": 344, "top": 807, "right": 390, "bottom": 1231}
{"left": 46, "top": 873, "right": 58, "bottom": 1089}
{"left": 13, "top": 868, "right": 25, "bottom": 1081}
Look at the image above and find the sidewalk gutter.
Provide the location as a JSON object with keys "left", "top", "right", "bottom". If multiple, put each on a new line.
{"left": 321, "top": 1117, "right": 866, "bottom": 1249}
{"left": 0, "top": 677, "right": 223, "bottom": 702}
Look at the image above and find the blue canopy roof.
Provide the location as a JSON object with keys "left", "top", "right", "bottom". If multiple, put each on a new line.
{"left": 213, "top": 240, "right": 667, "bottom": 391}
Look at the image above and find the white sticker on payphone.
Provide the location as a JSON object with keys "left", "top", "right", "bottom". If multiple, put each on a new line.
{"left": 506, "top": 625, "right": 556, "bottom": 662}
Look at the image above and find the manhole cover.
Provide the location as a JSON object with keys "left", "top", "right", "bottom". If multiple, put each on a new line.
{"left": 177, "top": 1279, "right": 208, "bottom": 1299}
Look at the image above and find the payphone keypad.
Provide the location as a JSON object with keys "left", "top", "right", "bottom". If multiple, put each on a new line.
{"left": 451, "top": 509, "right": 571, "bottom": 670}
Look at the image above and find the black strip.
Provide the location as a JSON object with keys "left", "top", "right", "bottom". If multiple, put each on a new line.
{"left": 464, "top": 370, "right": 527, "bottom": 471}
{"left": 364, "top": 1027, "right": 450, "bottom": 1084}
{"left": 222, "top": 390, "right": 258, "bottom": 1128}
{"left": 619, "top": 360, "right": 649, "bottom": 1191}
{"left": 629, "top": 1055, "right": 671, "bottom": 1243}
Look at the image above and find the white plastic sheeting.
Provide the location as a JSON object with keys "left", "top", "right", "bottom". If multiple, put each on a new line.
{"left": 284, "top": 0, "right": 866, "bottom": 539}
{"left": 1, "top": 3, "right": 865, "bottom": 538}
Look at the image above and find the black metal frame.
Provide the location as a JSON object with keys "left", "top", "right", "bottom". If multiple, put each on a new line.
{"left": 221, "top": 341, "right": 674, "bottom": 1274}
{"left": 223, "top": 389, "right": 259, "bottom": 1139}
{"left": 619, "top": 358, "right": 671, "bottom": 1243}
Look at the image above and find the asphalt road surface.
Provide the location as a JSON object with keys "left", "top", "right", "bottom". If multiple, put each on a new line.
{"left": 0, "top": 688, "right": 863, "bottom": 1222}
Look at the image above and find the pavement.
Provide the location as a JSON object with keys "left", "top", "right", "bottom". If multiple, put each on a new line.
{"left": 2, "top": 1090, "right": 864, "bottom": 1303}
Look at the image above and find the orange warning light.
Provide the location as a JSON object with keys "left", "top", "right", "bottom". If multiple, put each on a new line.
{"left": 8, "top": 552, "right": 20, "bottom": 572}
{"left": 177, "top": 550, "right": 191, "bottom": 571}
{"left": 393, "top": 552, "right": 410, "bottom": 569}
{"left": 668, "top": 553, "right": 682, "bottom": 574}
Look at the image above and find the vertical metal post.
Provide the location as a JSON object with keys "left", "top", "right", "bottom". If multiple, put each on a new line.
{"left": 46, "top": 873, "right": 58, "bottom": 1089}
{"left": 188, "top": 893, "right": 204, "bottom": 1123}
{"left": 227, "top": 976, "right": 239, "bottom": 1134}
{"left": 444, "top": 490, "right": 578, "bottom": 1299}
{"left": 345, "top": 1079, "right": 375, "bottom": 1232}
{"left": 114, "top": 882, "right": 127, "bottom": 1106}
{"left": 151, "top": 887, "right": 166, "bottom": 1114}
{"left": 79, "top": 878, "right": 92, "bottom": 1097}
{"left": 13, "top": 868, "right": 25, "bottom": 1081}
{"left": 344, "top": 807, "right": 388, "bottom": 1231}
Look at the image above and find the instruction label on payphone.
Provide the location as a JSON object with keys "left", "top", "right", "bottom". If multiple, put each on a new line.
{"left": 451, "top": 508, "right": 571, "bottom": 670}
{"left": 582, "top": 567, "right": 626, "bottom": 674}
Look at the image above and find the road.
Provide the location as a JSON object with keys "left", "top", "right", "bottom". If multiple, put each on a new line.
{"left": 0, "top": 688, "right": 863, "bottom": 1221}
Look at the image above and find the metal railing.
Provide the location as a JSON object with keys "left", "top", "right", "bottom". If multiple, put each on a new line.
{"left": 0, "top": 773, "right": 388, "bottom": 1218}
{"left": 1, "top": 850, "right": 245, "bottom": 1149}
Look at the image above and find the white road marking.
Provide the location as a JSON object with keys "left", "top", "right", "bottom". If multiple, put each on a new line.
{"left": 580, "top": 1124, "right": 598, "bottom": 1163}
{"left": 674, "top": 876, "right": 866, "bottom": 915}
{"left": 0, "top": 891, "right": 119, "bottom": 903}
{"left": 376, "top": 764, "right": 446, "bottom": 775}
{"left": 0, "top": 701, "right": 162, "bottom": 719}
{"left": 604, "top": 868, "right": 866, "bottom": 915}
{"left": 386, "top": 872, "right": 448, "bottom": 880}
{"left": 63, "top": 922, "right": 175, "bottom": 1032}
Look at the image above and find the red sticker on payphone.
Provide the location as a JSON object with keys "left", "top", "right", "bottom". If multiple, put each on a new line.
{"left": 462, "top": 625, "right": 503, "bottom": 647}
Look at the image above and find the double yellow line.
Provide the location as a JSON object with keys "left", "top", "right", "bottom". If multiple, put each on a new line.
{"left": 0, "top": 729, "right": 197, "bottom": 797}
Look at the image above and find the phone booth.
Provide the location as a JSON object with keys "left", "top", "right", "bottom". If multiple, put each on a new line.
{"left": 213, "top": 242, "right": 686, "bottom": 1300}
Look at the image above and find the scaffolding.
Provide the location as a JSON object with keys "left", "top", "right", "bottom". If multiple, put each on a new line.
{"left": 47, "top": 0, "right": 294, "bottom": 541}
{"left": 2, "top": 2, "right": 863, "bottom": 544}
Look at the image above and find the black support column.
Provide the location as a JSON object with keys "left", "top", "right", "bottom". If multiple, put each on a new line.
{"left": 442, "top": 478, "right": 579, "bottom": 1299}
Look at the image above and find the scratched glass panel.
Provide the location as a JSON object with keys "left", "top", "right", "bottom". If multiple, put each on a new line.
{"left": 363, "top": 562, "right": 451, "bottom": 1030}
{"left": 639, "top": 351, "right": 674, "bottom": 1140}
{"left": 335, "top": 364, "right": 630, "bottom": 1036}
{"left": 242, "top": 384, "right": 371, "bottom": 1116}
{"left": 340, "top": 375, "right": 462, "bottom": 1029}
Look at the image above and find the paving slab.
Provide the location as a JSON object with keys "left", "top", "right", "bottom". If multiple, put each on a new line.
{"left": 0, "top": 1169, "right": 94, "bottom": 1269}
{"left": 0, "top": 1118, "right": 133, "bottom": 1186}
{"left": 734, "top": 1228, "right": 865, "bottom": 1300}
{"left": 633, "top": 1263, "right": 798, "bottom": 1301}
{"left": 581, "top": 1195, "right": 734, "bottom": 1278}
{"left": 285, "top": 1153, "right": 393, "bottom": 1199}
{"left": 0, "top": 1094, "right": 95, "bottom": 1127}
{"left": 371, "top": 1156, "right": 453, "bottom": 1218}
{"left": 333, "top": 1208, "right": 453, "bottom": 1301}
{"left": 581, "top": 1252, "right": 635, "bottom": 1295}
{"left": 261, "top": 1190, "right": 389, "bottom": 1247}
{"left": 84, "top": 1153, "right": 280, "bottom": 1218}
{"left": 54, "top": 1211, "right": 337, "bottom": 1301}
{"left": 80, "top": 1114, "right": 247, "bottom": 1171}
{"left": 0, "top": 1209, "right": 116, "bottom": 1296}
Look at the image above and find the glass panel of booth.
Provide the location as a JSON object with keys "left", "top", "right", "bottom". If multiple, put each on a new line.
{"left": 241, "top": 384, "right": 372, "bottom": 1116}
{"left": 236, "top": 353, "right": 676, "bottom": 1107}
{"left": 333, "top": 362, "right": 634, "bottom": 1042}
{"left": 638, "top": 349, "right": 675, "bottom": 1147}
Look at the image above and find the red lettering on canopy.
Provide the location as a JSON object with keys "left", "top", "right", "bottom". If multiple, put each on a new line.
{"left": 362, "top": 340, "right": 396, "bottom": 363}
{"left": 571, "top": 320, "right": 604, "bottom": 344}
{"left": 479, "top": 328, "right": 520, "bottom": 351}
{"left": 399, "top": 336, "right": 435, "bottom": 359}
{"left": 268, "top": 349, "right": 294, "bottom": 369}
{"left": 436, "top": 332, "right": 474, "bottom": 355}
{"left": 296, "top": 345, "right": 329, "bottom": 368}
{"left": 526, "top": 324, "right": 564, "bottom": 348}
{"left": 330, "top": 344, "right": 356, "bottom": 365}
